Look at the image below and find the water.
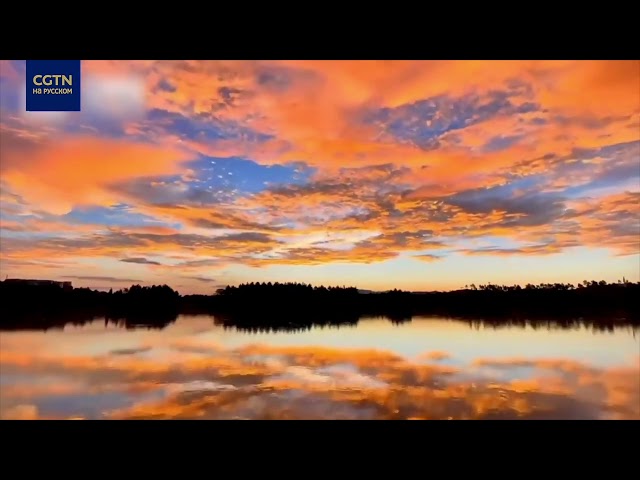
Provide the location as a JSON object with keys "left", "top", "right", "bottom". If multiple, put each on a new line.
{"left": 1, "top": 315, "right": 638, "bottom": 420}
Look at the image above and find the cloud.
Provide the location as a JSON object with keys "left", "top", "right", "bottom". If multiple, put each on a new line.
{"left": 109, "top": 347, "right": 153, "bottom": 356}
{"left": 0, "top": 127, "right": 192, "bottom": 215}
{"left": 413, "top": 254, "right": 443, "bottom": 263}
{"left": 417, "top": 351, "right": 450, "bottom": 361}
{"left": 442, "top": 183, "right": 567, "bottom": 226}
{"left": 176, "top": 259, "right": 223, "bottom": 268}
{"left": 120, "top": 257, "right": 162, "bottom": 266}
{"left": 62, "top": 275, "right": 143, "bottom": 283}
{"left": 2, "top": 230, "right": 282, "bottom": 262}
{"left": 457, "top": 244, "right": 562, "bottom": 257}
{"left": 183, "top": 276, "right": 217, "bottom": 283}
{"left": 81, "top": 74, "right": 147, "bottom": 121}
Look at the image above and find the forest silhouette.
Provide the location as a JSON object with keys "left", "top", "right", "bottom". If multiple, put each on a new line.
{"left": 1, "top": 278, "right": 638, "bottom": 331}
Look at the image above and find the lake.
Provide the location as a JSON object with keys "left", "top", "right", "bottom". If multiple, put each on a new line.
{"left": 1, "top": 315, "right": 638, "bottom": 420}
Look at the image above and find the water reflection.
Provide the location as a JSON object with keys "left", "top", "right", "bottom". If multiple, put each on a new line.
{"left": 2, "top": 312, "right": 637, "bottom": 334}
{"left": 0, "top": 315, "right": 638, "bottom": 420}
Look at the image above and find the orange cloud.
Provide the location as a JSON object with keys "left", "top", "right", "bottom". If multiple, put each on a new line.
{"left": 0, "top": 130, "right": 191, "bottom": 214}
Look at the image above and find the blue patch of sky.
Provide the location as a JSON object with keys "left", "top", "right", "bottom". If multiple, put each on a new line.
{"left": 363, "top": 88, "right": 539, "bottom": 149}
{"left": 558, "top": 141, "right": 640, "bottom": 198}
{"left": 218, "top": 86, "right": 243, "bottom": 106}
{"left": 498, "top": 174, "right": 548, "bottom": 191}
{"left": 528, "top": 117, "right": 548, "bottom": 126}
{"left": 562, "top": 173, "right": 640, "bottom": 199}
{"left": 0, "top": 208, "right": 24, "bottom": 222}
{"left": 0, "top": 230, "right": 65, "bottom": 240}
{"left": 156, "top": 78, "right": 176, "bottom": 93}
{"left": 145, "top": 108, "right": 273, "bottom": 143}
{"left": 62, "top": 204, "right": 181, "bottom": 229}
{"left": 449, "top": 235, "right": 526, "bottom": 251}
{"left": 0, "top": 61, "right": 26, "bottom": 112}
{"left": 254, "top": 64, "right": 320, "bottom": 93}
{"left": 257, "top": 67, "right": 292, "bottom": 91}
{"left": 482, "top": 134, "right": 525, "bottom": 153}
{"left": 136, "top": 156, "right": 317, "bottom": 205}
{"left": 62, "top": 115, "right": 128, "bottom": 137}
{"left": 0, "top": 373, "right": 32, "bottom": 386}
{"left": 0, "top": 208, "right": 70, "bottom": 239}
{"left": 571, "top": 140, "right": 639, "bottom": 160}
{"left": 553, "top": 114, "right": 631, "bottom": 130}
{"left": 446, "top": 175, "right": 546, "bottom": 204}
{"left": 0, "top": 77, "right": 21, "bottom": 111}
{"left": 8, "top": 60, "right": 26, "bottom": 74}
{"left": 59, "top": 105, "right": 278, "bottom": 143}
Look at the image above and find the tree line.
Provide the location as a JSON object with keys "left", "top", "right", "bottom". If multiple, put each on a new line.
{"left": 1, "top": 278, "right": 638, "bottom": 330}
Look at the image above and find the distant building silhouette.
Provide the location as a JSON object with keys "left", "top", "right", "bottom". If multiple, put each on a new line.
{"left": 3, "top": 278, "right": 73, "bottom": 291}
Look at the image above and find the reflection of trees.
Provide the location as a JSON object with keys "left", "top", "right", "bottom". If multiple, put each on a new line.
{"left": 0, "top": 313, "right": 178, "bottom": 332}
{"left": 212, "top": 315, "right": 638, "bottom": 334}
{"left": 213, "top": 312, "right": 360, "bottom": 333}
{"left": 444, "top": 316, "right": 639, "bottom": 333}
{"left": 1, "top": 279, "right": 638, "bottom": 331}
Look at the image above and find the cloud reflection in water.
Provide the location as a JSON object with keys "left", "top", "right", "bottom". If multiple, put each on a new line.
{"left": 1, "top": 335, "right": 638, "bottom": 420}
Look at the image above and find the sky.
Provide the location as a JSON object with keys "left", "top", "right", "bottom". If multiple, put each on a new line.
{"left": 0, "top": 60, "right": 638, "bottom": 294}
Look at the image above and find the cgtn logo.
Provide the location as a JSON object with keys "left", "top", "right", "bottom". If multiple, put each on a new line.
{"left": 26, "top": 60, "right": 81, "bottom": 112}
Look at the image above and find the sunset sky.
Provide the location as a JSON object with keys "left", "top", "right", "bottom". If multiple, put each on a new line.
{"left": 0, "top": 60, "right": 638, "bottom": 294}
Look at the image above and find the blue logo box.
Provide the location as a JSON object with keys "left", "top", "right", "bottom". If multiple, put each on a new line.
{"left": 26, "top": 60, "right": 81, "bottom": 112}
